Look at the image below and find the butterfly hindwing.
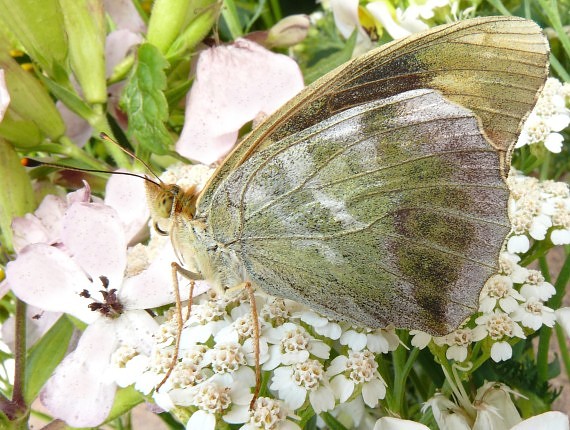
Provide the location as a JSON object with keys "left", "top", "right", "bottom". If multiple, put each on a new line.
{"left": 207, "top": 89, "right": 510, "bottom": 334}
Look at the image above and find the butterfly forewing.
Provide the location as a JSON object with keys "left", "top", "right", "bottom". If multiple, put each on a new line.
{"left": 197, "top": 16, "right": 548, "bottom": 211}
{"left": 207, "top": 89, "right": 510, "bottom": 335}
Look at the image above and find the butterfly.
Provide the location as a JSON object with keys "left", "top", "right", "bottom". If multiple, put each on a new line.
{"left": 146, "top": 16, "right": 549, "bottom": 337}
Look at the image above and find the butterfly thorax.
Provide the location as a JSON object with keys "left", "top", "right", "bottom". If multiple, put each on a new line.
{"left": 172, "top": 213, "right": 249, "bottom": 294}
{"left": 145, "top": 179, "right": 248, "bottom": 293}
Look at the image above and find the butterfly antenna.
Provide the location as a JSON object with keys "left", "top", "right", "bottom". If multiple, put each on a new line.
{"left": 99, "top": 132, "right": 163, "bottom": 184}
{"left": 20, "top": 157, "right": 165, "bottom": 189}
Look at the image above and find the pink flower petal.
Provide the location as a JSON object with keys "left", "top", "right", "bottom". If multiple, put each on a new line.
{"left": 103, "top": 0, "right": 146, "bottom": 33}
{"left": 56, "top": 101, "right": 92, "bottom": 148}
{"left": 113, "top": 310, "right": 158, "bottom": 355}
{"left": 66, "top": 182, "right": 92, "bottom": 204}
{"left": 121, "top": 241, "right": 210, "bottom": 309}
{"left": 11, "top": 214, "right": 50, "bottom": 253}
{"left": 6, "top": 244, "right": 97, "bottom": 323}
{"left": 104, "top": 170, "right": 149, "bottom": 243}
{"left": 105, "top": 30, "right": 143, "bottom": 77}
{"left": 1, "top": 305, "right": 61, "bottom": 350}
{"left": 40, "top": 320, "right": 118, "bottom": 427}
{"left": 176, "top": 39, "right": 304, "bottom": 164}
{"left": 62, "top": 202, "right": 127, "bottom": 289}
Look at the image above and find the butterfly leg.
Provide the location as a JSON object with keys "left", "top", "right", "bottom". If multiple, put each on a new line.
{"left": 243, "top": 281, "right": 261, "bottom": 409}
{"left": 156, "top": 261, "right": 199, "bottom": 391}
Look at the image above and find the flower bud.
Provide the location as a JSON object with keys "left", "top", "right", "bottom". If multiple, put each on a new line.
{"left": 59, "top": 0, "right": 107, "bottom": 104}
{"left": 266, "top": 14, "right": 310, "bottom": 48}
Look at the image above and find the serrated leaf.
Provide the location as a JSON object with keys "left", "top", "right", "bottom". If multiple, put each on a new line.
{"left": 24, "top": 316, "right": 74, "bottom": 404}
{"left": 122, "top": 43, "right": 173, "bottom": 155}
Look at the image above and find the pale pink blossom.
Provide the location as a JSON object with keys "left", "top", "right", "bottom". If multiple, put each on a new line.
{"left": 176, "top": 39, "right": 304, "bottom": 164}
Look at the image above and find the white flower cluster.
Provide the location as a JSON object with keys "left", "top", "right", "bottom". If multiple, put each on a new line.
{"left": 507, "top": 174, "right": 570, "bottom": 252}
{"left": 411, "top": 251, "right": 557, "bottom": 363}
{"left": 516, "top": 77, "right": 570, "bottom": 153}
{"left": 112, "top": 290, "right": 397, "bottom": 430}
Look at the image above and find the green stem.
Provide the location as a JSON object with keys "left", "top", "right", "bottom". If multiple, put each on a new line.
{"left": 539, "top": 149, "right": 552, "bottom": 181}
{"left": 269, "top": 0, "right": 282, "bottom": 22}
{"left": 523, "top": 0, "right": 531, "bottom": 19}
{"left": 550, "top": 249, "right": 570, "bottom": 309}
{"left": 487, "top": 0, "right": 511, "bottom": 16}
{"left": 550, "top": 54, "right": 570, "bottom": 82}
{"left": 537, "top": 327, "right": 553, "bottom": 381}
{"left": 520, "top": 240, "right": 553, "bottom": 267}
{"left": 222, "top": 0, "right": 243, "bottom": 38}
{"left": 538, "top": 0, "right": 570, "bottom": 63}
{"left": 393, "top": 348, "right": 420, "bottom": 415}
{"left": 0, "top": 300, "right": 29, "bottom": 428}
{"left": 555, "top": 324, "right": 570, "bottom": 380}
{"left": 57, "top": 136, "right": 107, "bottom": 169}
{"left": 537, "top": 257, "right": 553, "bottom": 381}
{"left": 86, "top": 105, "right": 132, "bottom": 168}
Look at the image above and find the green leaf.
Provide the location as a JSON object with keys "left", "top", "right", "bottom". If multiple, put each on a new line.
{"left": 121, "top": 43, "right": 173, "bottom": 155}
{"left": 0, "top": 36, "right": 65, "bottom": 140}
{"left": 320, "top": 412, "right": 349, "bottom": 430}
{"left": 24, "top": 316, "right": 74, "bottom": 404}
{"left": 59, "top": 0, "right": 107, "bottom": 104}
{"left": 302, "top": 30, "right": 357, "bottom": 84}
{"left": 0, "top": 140, "right": 35, "bottom": 251}
{"left": 104, "top": 386, "right": 144, "bottom": 423}
{"left": 0, "top": 0, "right": 69, "bottom": 80}
{"left": 0, "top": 113, "right": 41, "bottom": 148}
{"left": 147, "top": 0, "right": 192, "bottom": 54}
{"left": 165, "top": 0, "right": 218, "bottom": 59}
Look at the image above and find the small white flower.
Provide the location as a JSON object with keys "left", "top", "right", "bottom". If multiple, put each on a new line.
{"left": 270, "top": 359, "right": 335, "bottom": 413}
{"left": 472, "top": 382, "right": 522, "bottom": 430}
{"left": 498, "top": 252, "right": 529, "bottom": 284}
{"left": 475, "top": 311, "right": 525, "bottom": 362}
{"left": 298, "top": 310, "right": 341, "bottom": 340}
{"left": 443, "top": 327, "right": 486, "bottom": 362}
{"left": 327, "top": 350, "right": 387, "bottom": 407}
{"left": 206, "top": 342, "right": 247, "bottom": 374}
{"left": 507, "top": 234, "right": 530, "bottom": 254}
{"left": 340, "top": 326, "right": 399, "bottom": 353}
{"left": 551, "top": 205, "right": 570, "bottom": 245}
{"left": 109, "top": 345, "right": 148, "bottom": 387}
{"left": 264, "top": 323, "right": 330, "bottom": 370}
{"left": 374, "top": 417, "right": 430, "bottom": 429}
{"left": 555, "top": 307, "right": 570, "bottom": 338}
{"left": 511, "top": 297, "right": 556, "bottom": 330}
{"left": 424, "top": 393, "right": 472, "bottom": 430}
{"left": 510, "top": 411, "right": 570, "bottom": 430}
{"left": 519, "top": 270, "right": 556, "bottom": 301}
{"left": 517, "top": 77, "right": 570, "bottom": 153}
{"left": 479, "top": 275, "right": 524, "bottom": 313}
{"left": 185, "top": 371, "right": 253, "bottom": 430}
{"left": 241, "top": 397, "right": 301, "bottom": 430}
{"left": 409, "top": 330, "right": 432, "bottom": 349}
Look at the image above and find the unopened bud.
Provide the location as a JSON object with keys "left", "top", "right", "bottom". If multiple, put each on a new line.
{"left": 266, "top": 14, "right": 310, "bottom": 48}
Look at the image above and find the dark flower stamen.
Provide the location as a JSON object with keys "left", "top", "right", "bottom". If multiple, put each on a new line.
{"left": 80, "top": 276, "right": 124, "bottom": 318}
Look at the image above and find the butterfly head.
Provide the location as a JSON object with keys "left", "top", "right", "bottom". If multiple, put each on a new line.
{"left": 144, "top": 179, "right": 199, "bottom": 236}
